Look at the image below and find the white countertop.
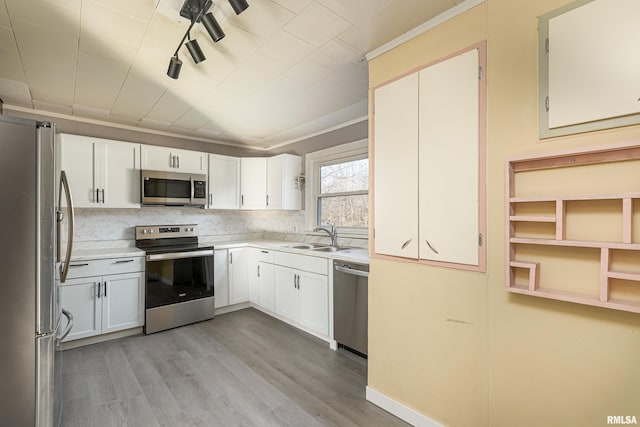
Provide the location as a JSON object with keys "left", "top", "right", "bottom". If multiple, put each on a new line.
{"left": 70, "top": 247, "right": 145, "bottom": 261}
{"left": 71, "top": 239, "right": 369, "bottom": 264}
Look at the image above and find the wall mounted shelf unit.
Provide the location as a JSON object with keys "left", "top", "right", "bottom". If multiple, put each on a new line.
{"left": 506, "top": 142, "right": 640, "bottom": 314}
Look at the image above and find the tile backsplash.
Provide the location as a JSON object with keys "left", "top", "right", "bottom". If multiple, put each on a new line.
{"left": 70, "top": 207, "right": 368, "bottom": 250}
{"left": 72, "top": 207, "right": 305, "bottom": 247}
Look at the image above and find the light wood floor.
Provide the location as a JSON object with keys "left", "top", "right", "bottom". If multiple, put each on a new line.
{"left": 61, "top": 308, "right": 409, "bottom": 427}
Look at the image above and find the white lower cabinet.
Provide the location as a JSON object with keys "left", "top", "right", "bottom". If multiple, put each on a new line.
{"left": 214, "top": 249, "right": 229, "bottom": 308}
{"left": 258, "top": 262, "right": 276, "bottom": 312}
{"left": 59, "top": 257, "right": 144, "bottom": 342}
{"left": 229, "top": 248, "right": 249, "bottom": 305}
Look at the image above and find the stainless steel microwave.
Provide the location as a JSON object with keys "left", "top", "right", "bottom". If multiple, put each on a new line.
{"left": 141, "top": 170, "right": 207, "bottom": 207}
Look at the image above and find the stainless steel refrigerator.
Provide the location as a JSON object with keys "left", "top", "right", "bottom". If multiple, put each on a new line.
{"left": 0, "top": 115, "right": 74, "bottom": 426}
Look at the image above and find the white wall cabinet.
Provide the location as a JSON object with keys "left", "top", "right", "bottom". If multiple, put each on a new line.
{"left": 267, "top": 154, "right": 302, "bottom": 210}
{"left": 58, "top": 257, "right": 144, "bottom": 342}
{"left": 373, "top": 45, "right": 485, "bottom": 270}
{"left": 58, "top": 134, "right": 140, "bottom": 208}
{"left": 141, "top": 145, "right": 206, "bottom": 174}
{"left": 208, "top": 154, "right": 240, "bottom": 209}
{"left": 240, "top": 158, "right": 267, "bottom": 209}
{"left": 229, "top": 248, "right": 249, "bottom": 305}
{"left": 214, "top": 249, "right": 229, "bottom": 308}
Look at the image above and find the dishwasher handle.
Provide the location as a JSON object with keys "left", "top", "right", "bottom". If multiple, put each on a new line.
{"left": 335, "top": 264, "right": 369, "bottom": 278}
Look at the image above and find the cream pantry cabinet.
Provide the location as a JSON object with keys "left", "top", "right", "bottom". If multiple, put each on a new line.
{"left": 373, "top": 45, "right": 485, "bottom": 270}
{"left": 141, "top": 145, "right": 206, "bottom": 174}
{"left": 58, "top": 134, "right": 140, "bottom": 208}
{"left": 58, "top": 256, "right": 144, "bottom": 342}
{"left": 208, "top": 154, "right": 240, "bottom": 209}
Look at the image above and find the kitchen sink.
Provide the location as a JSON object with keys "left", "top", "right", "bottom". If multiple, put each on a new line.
{"left": 311, "top": 246, "right": 349, "bottom": 252}
{"left": 287, "top": 243, "right": 328, "bottom": 250}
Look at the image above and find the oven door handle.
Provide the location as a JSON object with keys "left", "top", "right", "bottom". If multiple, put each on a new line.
{"left": 146, "top": 249, "right": 214, "bottom": 261}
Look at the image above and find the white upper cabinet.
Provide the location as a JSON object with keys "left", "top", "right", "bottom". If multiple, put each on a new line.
{"left": 58, "top": 133, "right": 140, "bottom": 209}
{"left": 418, "top": 49, "right": 479, "bottom": 266}
{"left": 140, "top": 145, "right": 206, "bottom": 174}
{"left": 267, "top": 154, "right": 302, "bottom": 210}
{"left": 373, "top": 73, "right": 420, "bottom": 258}
{"left": 240, "top": 157, "right": 268, "bottom": 209}
{"left": 373, "top": 45, "right": 485, "bottom": 270}
{"left": 208, "top": 154, "right": 240, "bottom": 209}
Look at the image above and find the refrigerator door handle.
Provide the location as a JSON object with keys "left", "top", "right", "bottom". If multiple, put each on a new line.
{"left": 57, "top": 171, "right": 75, "bottom": 283}
{"left": 58, "top": 309, "right": 73, "bottom": 343}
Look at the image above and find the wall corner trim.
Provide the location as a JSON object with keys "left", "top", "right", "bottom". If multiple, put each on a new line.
{"left": 366, "top": 386, "right": 446, "bottom": 427}
{"left": 365, "top": 0, "right": 486, "bottom": 61}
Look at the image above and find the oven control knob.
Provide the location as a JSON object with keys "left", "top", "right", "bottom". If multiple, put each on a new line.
{"left": 148, "top": 229, "right": 153, "bottom": 234}
{"left": 189, "top": 227, "right": 195, "bottom": 232}
{"left": 141, "top": 229, "right": 147, "bottom": 235}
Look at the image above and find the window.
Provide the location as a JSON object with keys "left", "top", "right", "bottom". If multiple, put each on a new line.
{"left": 318, "top": 158, "right": 368, "bottom": 228}
{"left": 305, "top": 139, "right": 368, "bottom": 236}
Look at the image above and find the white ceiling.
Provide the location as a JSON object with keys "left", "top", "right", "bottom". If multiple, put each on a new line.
{"left": 0, "top": 0, "right": 465, "bottom": 149}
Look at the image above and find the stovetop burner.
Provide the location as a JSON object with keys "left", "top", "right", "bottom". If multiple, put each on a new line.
{"left": 134, "top": 224, "right": 212, "bottom": 253}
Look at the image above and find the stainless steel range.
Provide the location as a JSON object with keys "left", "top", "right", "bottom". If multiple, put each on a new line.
{"left": 135, "top": 224, "right": 215, "bottom": 334}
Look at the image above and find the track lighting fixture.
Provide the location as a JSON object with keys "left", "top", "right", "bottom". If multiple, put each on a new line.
{"left": 166, "top": 0, "right": 249, "bottom": 79}
{"left": 229, "top": 0, "right": 249, "bottom": 15}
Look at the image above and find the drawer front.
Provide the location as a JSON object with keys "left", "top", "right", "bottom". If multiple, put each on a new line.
{"left": 66, "top": 257, "right": 144, "bottom": 279}
{"left": 256, "top": 248, "right": 275, "bottom": 263}
{"left": 274, "top": 252, "right": 328, "bottom": 275}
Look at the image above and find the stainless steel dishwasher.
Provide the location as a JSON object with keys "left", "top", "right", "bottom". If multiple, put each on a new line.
{"left": 333, "top": 260, "right": 369, "bottom": 357}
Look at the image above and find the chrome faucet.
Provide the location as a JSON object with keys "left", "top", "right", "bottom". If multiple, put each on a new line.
{"left": 314, "top": 225, "right": 338, "bottom": 247}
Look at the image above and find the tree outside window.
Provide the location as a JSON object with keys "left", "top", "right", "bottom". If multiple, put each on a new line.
{"left": 317, "top": 158, "right": 368, "bottom": 228}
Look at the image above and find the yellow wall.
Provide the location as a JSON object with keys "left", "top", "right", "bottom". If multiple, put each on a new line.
{"left": 368, "top": 1, "right": 640, "bottom": 426}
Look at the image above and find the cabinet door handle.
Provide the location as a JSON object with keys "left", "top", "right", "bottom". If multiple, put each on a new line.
{"left": 425, "top": 239, "right": 439, "bottom": 254}
{"left": 401, "top": 238, "right": 412, "bottom": 249}
{"left": 101, "top": 189, "right": 105, "bottom": 203}
{"left": 241, "top": 195, "right": 244, "bottom": 206}
{"left": 97, "top": 282, "right": 101, "bottom": 298}
{"left": 261, "top": 250, "right": 269, "bottom": 254}
{"left": 230, "top": 253, "right": 233, "bottom": 264}
{"left": 293, "top": 274, "right": 296, "bottom": 288}
{"left": 104, "top": 281, "right": 107, "bottom": 297}
{"left": 95, "top": 188, "right": 99, "bottom": 203}
{"left": 169, "top": 153, "right": 174, "bottom": 168}
{"left": 257, "top": 265, "right": 260, "bottom": 277}
{"left": 176, "top": 155, "right": 180, "bottom": 169}
{"left": 266, "top": 195, "right": 269, "bottom": 207}
{"left": 69, "top": 263, "right": 89, "bottom": 267}
{"left": 209, "top": 194, "right": 213, "bottom": 205}
{"left": 115, "top": 259, "right": 134, "bottom": 264}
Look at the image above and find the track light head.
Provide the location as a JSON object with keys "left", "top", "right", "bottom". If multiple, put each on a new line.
{"left": 228, "top": 0, "right": 249, "bottom": 15}
{"left": 167, "top": 56, "right": 182, "bottom": 79}
{"left": 185, "top": 38, "right": 206, "bottom": 63}
{"left": 202, "top": 12, "right": 225, "bottom": 42}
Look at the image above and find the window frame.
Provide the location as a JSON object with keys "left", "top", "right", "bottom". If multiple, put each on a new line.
{"left": 305, "top": 139, "right": 369, "bottom": 238}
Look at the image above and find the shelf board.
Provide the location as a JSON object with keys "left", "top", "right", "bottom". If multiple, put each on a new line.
{"left": 507, "top": 286, "right": 640, "bottom": 313}
{"left": 509, "top": 192, "right": 640, "bottom": 203}
{"left": 607, "top": 271, "right": 640, "bottom": 282}
{"left": 509, "top": 215, "right": 556, "bottom": 222}
{"left": 510, "top": 237, "right": 640, "bottom": 250}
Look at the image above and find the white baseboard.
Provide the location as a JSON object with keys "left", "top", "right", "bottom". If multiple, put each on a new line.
{"left": 366, "top": 386, "right": 445, "bottom": 427}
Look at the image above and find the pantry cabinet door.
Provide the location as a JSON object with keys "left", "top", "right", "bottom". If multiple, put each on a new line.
{"left": 373, "top": 73, "right": 419, "bottom": 258}
{"left": 418, "top": 48, "right": 480, "bottom": 266}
